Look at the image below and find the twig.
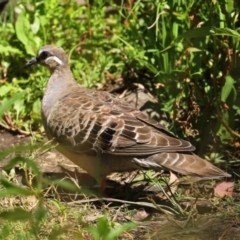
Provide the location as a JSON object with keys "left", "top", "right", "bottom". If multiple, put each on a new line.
{"left": 112, "top": 203, "right": 128, "bottom": 222}
{"left": 66, "top": 197, "right": 174, "bottom": 213}
{"left": 0, "top": 121, "right": 31, "bottom": 135}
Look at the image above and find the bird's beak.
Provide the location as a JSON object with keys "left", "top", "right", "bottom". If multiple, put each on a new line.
{"left": 24, "top": 57, "right": 38, "bottom": 68}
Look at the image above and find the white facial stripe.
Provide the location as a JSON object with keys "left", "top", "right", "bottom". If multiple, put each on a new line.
{"left": 46, "top": 56, "right": 63, "bottom": 65}
{"left": 38, "top": 49, "right": 44, "bottom": 55}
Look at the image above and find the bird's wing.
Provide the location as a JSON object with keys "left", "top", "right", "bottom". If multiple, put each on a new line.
{"left": 46, "top": 87, "right": 195, "bottom": 156}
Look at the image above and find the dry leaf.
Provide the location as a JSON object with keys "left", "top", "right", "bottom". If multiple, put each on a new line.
{"left": 168, "top": 171, "right": 179, "bottom": 195}
{"left": 132, "top": 209, "right": 149, "bottom": 221}
{"left": 214, "top": 181, "right": 234, "bottom": 198}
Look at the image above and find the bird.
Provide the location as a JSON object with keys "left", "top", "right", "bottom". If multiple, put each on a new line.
{"left": 24, "top": 45, "right": 230, "bottom": 192}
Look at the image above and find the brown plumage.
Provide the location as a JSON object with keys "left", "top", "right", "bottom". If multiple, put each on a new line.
{"left": 24, "top": 45, "right": 230, "bottom": 187}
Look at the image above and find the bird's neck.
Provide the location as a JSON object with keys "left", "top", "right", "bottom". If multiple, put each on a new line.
{"left": 42, "top": 66, "right": 77, "bottom": 117}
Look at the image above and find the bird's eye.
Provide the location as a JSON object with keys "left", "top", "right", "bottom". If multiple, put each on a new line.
{"left": 39, "top": 51, "right": 50, "bottom": 60}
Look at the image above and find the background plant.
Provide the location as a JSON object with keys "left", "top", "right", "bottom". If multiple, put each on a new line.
{"left": 1, "top": 0, "right": 240, "bottom": 163}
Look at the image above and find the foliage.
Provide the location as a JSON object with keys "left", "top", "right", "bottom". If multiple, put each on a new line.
{"left": 86, "top": 216, "right": 136, "bottom": 240}
{"left": 0, "top": 0, "right": 239, "bottom": 157}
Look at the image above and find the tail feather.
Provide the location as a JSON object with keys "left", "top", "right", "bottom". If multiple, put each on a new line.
{"left": 134, "top": 152, "right": 231, "bottom": 179}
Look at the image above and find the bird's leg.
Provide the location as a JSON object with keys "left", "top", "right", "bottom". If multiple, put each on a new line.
{"left": 100, "top": 178, "right": 107, "bottom": 196}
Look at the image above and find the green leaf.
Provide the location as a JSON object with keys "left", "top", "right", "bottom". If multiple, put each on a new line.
{"left": 0, "top": 91, "right": 26, "bottom": 118}
{"left": 15, "top": 11, "right": 39, "bottom": 55}
{"left": 87, "top": 216, "right": 110, "bottom": 239}
{"left": 0, "top": 45, "right": 22, "bottom": 55}
{"left": 0, "top": 178, "right": 33, "bottom": 196}
{"left": 98, "top": 216, "right": 110, "bottom": 236}
{"left": 106, "top": 222, "right": 137, "bottom": 240}
{"left": 33, "top": 98, "right": 41, "bottom": 112}
{"left": 0, "top": 85, "right": 15, "bottom": 97}
{"left": 52, "top": 179, "right": 81, "bottom": 192}
{"left": 87, "top": 216, "right": 136, "bottom": 240}
{"left": 221, "top": 75, "right": 235, "bottom": 102}
{"left": 13, "top": 98, "right": 25, "bottom": 119}
{"left": 0, "top": 208, "right": 32, "bottom": 221}
{"left": 211, "top": 27, "right": 240, "bottom": 39}
{"left": 34, "top": 206, "right": 47, "bottom": 222}
{"left": 160, "top": 27, "right": 213, "bottom": 52}
{"left": 31, "top": 15, "right": 41, "bottom": 34}
{"left": 3, "top": 156, "right": 40, "bottom": 175}
{"left": 233, "top": 105, "right": 240, "bottom": 116}
{"left": 161, "top": 27, "right": 240, "bottom": 52}
{"left": 0, "top": 143, "right": 43, "bottom": 161}
{"left": 225, "top": 0, "right": 234, "bottom": 13}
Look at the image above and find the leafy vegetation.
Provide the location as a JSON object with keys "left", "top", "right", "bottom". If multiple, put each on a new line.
{"left": 0, "top": 0, "right": 240, "bottom": 239}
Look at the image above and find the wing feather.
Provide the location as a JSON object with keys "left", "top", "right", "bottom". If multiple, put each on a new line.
{"left": 46, "top": 86, "right": 195, "bottom": 156}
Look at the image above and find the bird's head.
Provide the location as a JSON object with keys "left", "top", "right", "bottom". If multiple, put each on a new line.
{"left": 24, "top": 45, "right": 69, "bottom": 71}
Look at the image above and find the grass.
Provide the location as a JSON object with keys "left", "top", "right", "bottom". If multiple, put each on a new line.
{"left": 0, "top": 163, "right": 238, "bottom": 240}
